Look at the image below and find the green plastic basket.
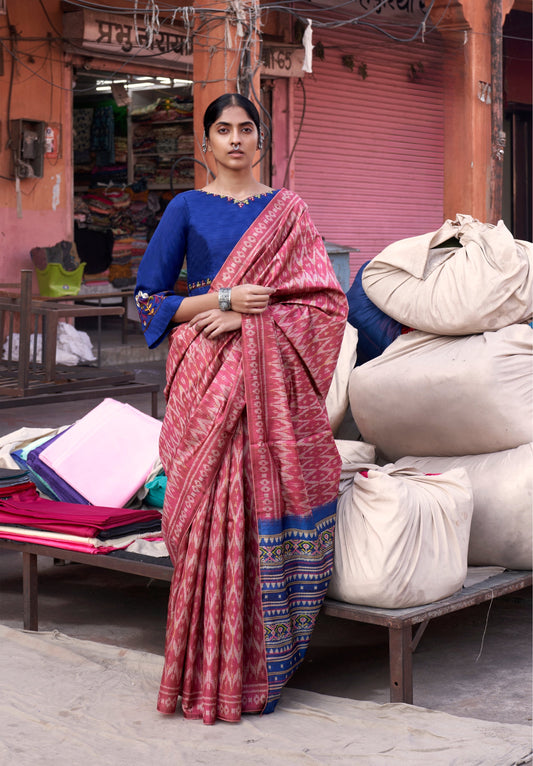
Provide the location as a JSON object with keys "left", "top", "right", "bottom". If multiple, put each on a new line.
{"left": 35, "top": 262, "right": 86, "bottom": 298}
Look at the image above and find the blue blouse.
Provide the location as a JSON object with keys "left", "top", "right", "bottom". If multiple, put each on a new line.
{"left": 135, "top": 189, "right": 278, "bottom": 348}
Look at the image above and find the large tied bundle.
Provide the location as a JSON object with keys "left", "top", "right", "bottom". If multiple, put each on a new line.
{"left": 325, "top": 323, "right": 358, "bottom": 434}
{"left": 362, "top": 215, "right": 533, "bottom": 335}
{"left": 349, "top": 324, "right": 533, "bottom": 461}
{"left": 394, "top": 444, "right": 533, "bottom": 570}
{"left": 328, "top": 442, "right": 473, "bottom": 608}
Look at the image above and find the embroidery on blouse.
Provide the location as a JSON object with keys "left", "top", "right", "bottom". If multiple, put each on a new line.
{"left": 135, "top": 290, "right": 173, "bottom": 330}
{"left": 188, "top": 277, "right": 212, "bottom": 291}
{"left": 199, "top": 189, "right": 275, "bottom": 208}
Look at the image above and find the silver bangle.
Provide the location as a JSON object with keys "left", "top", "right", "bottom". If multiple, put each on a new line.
{"left": 218, "top": 287, "right": 232, "bottom": 311}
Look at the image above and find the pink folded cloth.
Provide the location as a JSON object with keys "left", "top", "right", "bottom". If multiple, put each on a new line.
{"left": 0, "top": 485, "right": 161, "bottom": 537}
{"left": 38, "top": 398, "right": 162, "bottom": 507}
{"left": 0, "top": 525, "right": 163, "bottom": 554}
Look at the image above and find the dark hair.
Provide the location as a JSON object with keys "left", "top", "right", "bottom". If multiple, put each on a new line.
{"left": 203, "top": 93, "right": 261, "bottom": 137}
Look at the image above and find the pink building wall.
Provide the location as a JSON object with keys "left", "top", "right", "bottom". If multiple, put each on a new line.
{"left": 0, "top": 2, "right": 73, "bottom": 287}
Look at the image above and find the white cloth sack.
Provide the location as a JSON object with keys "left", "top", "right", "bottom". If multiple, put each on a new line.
{"left": 334, "top": 438, "right": 377, "bottom": 469}
{"left": 328, "top": 461, "right": 473, "bottom": 608}
{"left": 326, "top": 323, "right": 358, "bottom": 434}
{"left": 349, "top": 324, "right": 533, "bottom": 461}
{"left": 395, "top": 444, "right": 533, "bottom": 570}
{"left": 2, "top": 321, "right": 96, "bottom": 366}
{"left": 361, "top": 215, "right": 533, "bottom": 335}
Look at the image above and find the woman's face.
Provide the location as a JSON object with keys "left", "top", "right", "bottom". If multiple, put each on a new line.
{"left": 206, "top": 105, "right": 259, "bottom": 170}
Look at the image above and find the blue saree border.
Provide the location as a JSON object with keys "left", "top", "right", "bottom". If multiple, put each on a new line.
{"left": 257, "top": 498, "right": 337, "bottom": 713}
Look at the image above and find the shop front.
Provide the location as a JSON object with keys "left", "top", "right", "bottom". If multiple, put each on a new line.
{"left": 63, "top": 8, "right": 195, "bottom": 290}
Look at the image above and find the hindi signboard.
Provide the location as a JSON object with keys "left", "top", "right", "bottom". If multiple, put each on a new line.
{"left": 63, "top": 10, "right": 193, "bottom": 70}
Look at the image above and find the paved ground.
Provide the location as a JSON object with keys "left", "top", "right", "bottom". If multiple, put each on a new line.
{"left": 0, "top": 318, "right": 531, "bottom": 729}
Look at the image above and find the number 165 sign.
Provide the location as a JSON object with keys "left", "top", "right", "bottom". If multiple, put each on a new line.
{"left": 262, "top": 47, "right": 305, "bottom": 78}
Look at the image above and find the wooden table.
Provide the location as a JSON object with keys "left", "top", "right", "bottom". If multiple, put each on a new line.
{"left": 48, "top": 287, "right": 134, "bottom": 349}
{"left": 0, "top": 271, "right": 158, "bottom": 415}
{"left": 0, "top": 538, "right": 172, "bottom": 631}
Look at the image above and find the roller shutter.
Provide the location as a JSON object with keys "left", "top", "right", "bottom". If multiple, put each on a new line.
{"left": 291, "top": 24, "right": 445, "bottom": 280}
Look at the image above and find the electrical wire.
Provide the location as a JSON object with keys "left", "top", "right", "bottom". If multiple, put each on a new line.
{"left": 249, "top": 64, "right": 272, "bottom": 169}
{"left": 3, "top": 0, "right": 494, "bottom": 98}
{"left": 1, "top": 0, "right": 526, "bottom": 185}
{"left": 5, "top": 23, "right": 16, "bottom": 152}
{"left": 37, "top": 0, "right": 63, "bottom": 39}
{"left": 282, "top": 77, "right": 306, "bottom": 188}
{"left": 170, "top": 156, "right": 214, "bottom": 195}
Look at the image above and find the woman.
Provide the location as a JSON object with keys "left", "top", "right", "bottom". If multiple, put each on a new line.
{"left": 135, "top": 93, "right": 348, "bottom": 725}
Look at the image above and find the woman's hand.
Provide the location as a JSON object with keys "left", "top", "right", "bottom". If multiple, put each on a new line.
{"left": 230, "top": 284, "right": 275, "bottom": 314}
{"left": 189, "top": 309, "right": 242, "bottom": 339}
{"left": 173, "top": 284, "right": 275, "bottom": 325}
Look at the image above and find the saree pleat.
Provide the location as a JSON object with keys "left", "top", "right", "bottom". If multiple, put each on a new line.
{"left": 157, "top": 189, "right": 348, "bottom": 724}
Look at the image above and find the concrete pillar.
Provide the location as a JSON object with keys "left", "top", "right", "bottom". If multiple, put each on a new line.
{"left": 192, "top": 0, "right": 262, "bottom": 185}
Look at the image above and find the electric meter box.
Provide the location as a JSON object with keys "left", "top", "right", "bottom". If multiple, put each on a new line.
{"left": 10, "top": 119, "right": 46, "bottom": 178}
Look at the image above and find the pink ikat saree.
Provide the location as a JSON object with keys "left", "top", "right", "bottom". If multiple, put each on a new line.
{"left": 157, "top": 188, "right": 347, "bottom": 724}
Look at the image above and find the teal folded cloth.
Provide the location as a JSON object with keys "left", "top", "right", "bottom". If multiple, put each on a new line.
{"left": 144, "top": 475, "right": 167, "bottom": 508}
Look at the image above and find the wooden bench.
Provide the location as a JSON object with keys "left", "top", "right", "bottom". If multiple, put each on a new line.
{"left": 0, "top": 538, "right": 173, "bottom": 632}
{"left": 0, "top": 536, "right": 530, "bottom": 705}
{"left": 323, "top": 570, "right": 532, "bottom": 704}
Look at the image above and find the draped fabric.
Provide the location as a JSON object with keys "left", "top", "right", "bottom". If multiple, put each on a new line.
{"left": 157, "top": 188, "right": 348, "bottom": 725}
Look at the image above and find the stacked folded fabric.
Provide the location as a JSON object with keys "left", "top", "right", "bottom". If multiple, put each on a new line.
{"left": 10, "top": 399, "right": 162, "bottom": 504}
{"left": 0, "top": 400, "right": 166, "bottom": 555}
{"left": 0, "top": 481, "right": 162, "bottom": 554}
{"left": 74, "top": 186, "right": 161, "bottom": 286}
{"left": 0, "top": 467, "right": 34, "bottom": 494}
{"left": 11, "top": 429, "right": 82, "bottom": 502}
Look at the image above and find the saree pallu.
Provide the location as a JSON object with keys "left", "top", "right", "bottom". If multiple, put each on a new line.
{"left": 158, "top": 188, "right": 348, "bottom": 724}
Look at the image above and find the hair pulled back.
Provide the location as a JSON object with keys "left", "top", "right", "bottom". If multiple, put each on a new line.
{"left": 203, "top": 93, "right": 261, "bottom": 137}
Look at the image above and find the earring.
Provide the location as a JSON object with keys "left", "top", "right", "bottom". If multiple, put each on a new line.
{"left": 258, "top": 131, "right": 264, "bottom": 150}
{"left": 202, "top": 132, "right": 207, "bottom": 153}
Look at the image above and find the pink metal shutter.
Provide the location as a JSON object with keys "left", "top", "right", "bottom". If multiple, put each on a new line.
{"left": 291, "top": 25, "right": 445, "bottom": 281}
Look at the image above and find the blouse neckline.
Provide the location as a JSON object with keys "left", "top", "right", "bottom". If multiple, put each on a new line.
{"left": 198, "top": 189, "right": 276, "bottom": 207}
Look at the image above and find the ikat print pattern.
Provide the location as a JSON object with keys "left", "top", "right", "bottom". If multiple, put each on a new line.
{"left": 157, "top": 189, "right": 347, "bottom": 724}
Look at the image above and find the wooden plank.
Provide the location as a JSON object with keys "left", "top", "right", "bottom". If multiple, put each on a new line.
{"left": 324, "top": 571, "right": 531, "bottom": 705}
{"left": 389, "top": 624, "right": 413, "bottom": 704}
{"left": 323, "top": 570, "right": 533, "bottom": 628}
{"left": 0, "top": 539, "right": 173, "bottom": 582}
{"left": 0, "top": 368, "right": 136, "bottom": 397}
{"left": 22, "top": 551, "right": 38, "bottom": 631}
{"left": 0, "top": 381, "right": 159, "bottom": 418}
{"left": 17, "top": 270, "right": 32, "bottom": 391}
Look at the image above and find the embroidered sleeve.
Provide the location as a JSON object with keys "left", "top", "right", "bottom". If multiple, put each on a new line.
{"left": 135, "top": 195, "right": 189, "bottom": 348}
